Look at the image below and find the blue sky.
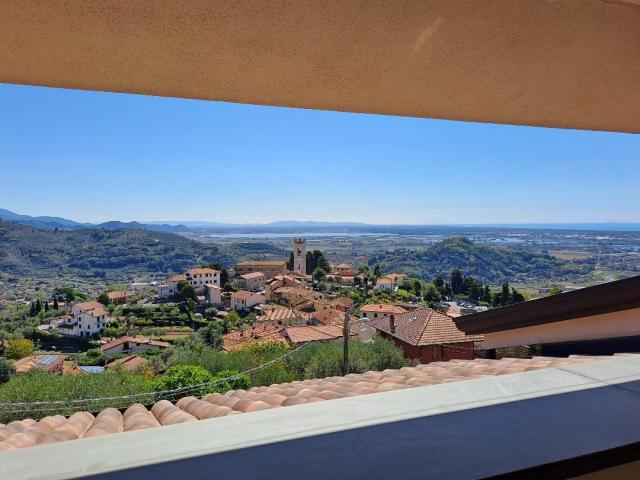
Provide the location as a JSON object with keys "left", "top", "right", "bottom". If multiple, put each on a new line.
{"left": 0, "top": 83, "right": 638, "bottom": 224}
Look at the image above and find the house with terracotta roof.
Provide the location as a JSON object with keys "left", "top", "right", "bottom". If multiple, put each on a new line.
{"left": 374, "top": 273, "right": 409, "bottom": 292}
{"left": 57, "top": 300, "right": 109, "bottom": 338}
{"left": 374, "top": 277, "right": 394, "bottom": 292}
{"left": 230, "top": 290, "right": 266, "bottom": 311}
{"left": 234, "top": 271, "right": 266, "bottom": 292}
{"left": 158, "top": 274, "right": 186, "bottom": 297}
{"left": 270, "top": 285, "right": 325, "bottom": 309}
{"left": 360, "top": 303, "right": 408, "bottom": 321}
{"left": 101, "top": 336, "right": 170, "bottom": 356}
{"left": 329, "top": 296, "right": 355, "bottom": 312}
{"left": 105, "top": 290, "right": 133, "bottom": 305}
{"left": 185, "top": 268, "right": 220, "bottom": 287}
{"left": 256, "top": 305, "right": 303, "bottom": 326}
{"left": 264, "top": 274, "right": 304, "bottom": 301}
{"left": 104, "top": 355, "right": 149, "bottom": 372}
{"left": 370, "top": 308, "right": 484, "bottom": 363}
{"left": 13, "top": 354, "right": 66, "bottom": 374}
{"left": 159, "top": 268, "right": 221, "bottom": 298}
{"left": 284, "top": 325, "right": 353, "bottom": 344}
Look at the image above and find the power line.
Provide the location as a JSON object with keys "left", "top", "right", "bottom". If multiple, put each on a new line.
{"left": 0, "top": 341, "right": 311, "bottom": 411}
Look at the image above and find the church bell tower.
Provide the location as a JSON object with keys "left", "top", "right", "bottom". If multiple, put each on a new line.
{"left": 293, "top": 238, "right": 307, "bottom": 274}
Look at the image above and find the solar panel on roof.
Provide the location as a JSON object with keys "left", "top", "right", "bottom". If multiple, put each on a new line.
{"left": 39, "top": 355, "right": 56, "bottom": 365}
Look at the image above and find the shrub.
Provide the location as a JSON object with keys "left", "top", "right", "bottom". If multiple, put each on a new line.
{"left": 0, "top": 360, "right": 16, "bottom": 384}
{"left": 154, "top": 365, "right": 214, "bottom": 397}
{"left": 5, "top": 338, "right": 34, "bottom": 360}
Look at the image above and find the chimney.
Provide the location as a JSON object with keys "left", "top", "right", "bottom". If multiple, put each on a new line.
{"left": 389, "top": 315, "right": 396, "bottom": 334}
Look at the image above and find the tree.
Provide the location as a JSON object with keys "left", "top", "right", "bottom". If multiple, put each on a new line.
{"left": 450, "top": 269, "right": 464, "bottom": 295}
{"left": 510, "top": 287, "right": 525, "bottom": 304}
{"left": 482, "top": 285, "right": 492, "bottom": 303}
{"left": 97, "top": 292, "right": 111, "bottom": 306}
{"left": 548, "top": 287, "right": 563, "bottom": 296}
{"left": 501, "top": 283, "right": 510, "bottom": 306}
{"left": 199, "top": 322, "right": 224, "bottom": 349}
{"left": 177, "top": 281, "right": 196, "bottom": 301}
{"left": 53, "top": 297, "right": 59, "bottom": 310}
{"left": 306, "top": 250, "right": 330, "bottom": 274}
{"left": 313, "top": 267, "right": 327, "bottom": 282}
{"left": 373, "top": 264, "right": 381, "bottom": 278}
{"left": 412, "top": 279, "right": 422, "bottom": 297}
{"left": 154, "top": 365, "right": 215, "bottom": 397}
{"left": 44, "top": 301, "right": 49, "bottom": 313}
{"left": 433, "top": 276, "right": 445, "bottom": 291}
{"left": 5, "top": 338, "right": 35, "bottom": 360}
{"left": 0, "top": 359, "right": 16, "bottom": 384}
{"left": 423, "top": 283, "right": 441, "bottom": 303}
{"left": 287, "top": 252, "right": 294, "bottom": 270}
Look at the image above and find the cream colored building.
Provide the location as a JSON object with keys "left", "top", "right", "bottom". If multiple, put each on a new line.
{"left": 235, "top": 260, "right": 288, "bottom": 280}
{"left": 231, "top": 290, "right": 266, "bottom": 311}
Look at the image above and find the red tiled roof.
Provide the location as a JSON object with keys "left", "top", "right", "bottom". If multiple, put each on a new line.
{"left": 360, "top": 304, "right": 408, "bottom": 314}
{"left": 106, "top": 291, "right": 132, "bottom": 300}
{"left": 370, "top": 308, "right": 484, "bottom": 346}
{"left": 257, "top": 306, "right": 299, "bottom": 323}
{"left": 0, "top": 355, "right": 622, "bottom": 451}
{"left": 186, "top": 268, "right": 219, "bottom": 275}
{"left": 13, "top": 355, "right": 66, "bottom": 374}
{"left": 232, "top": 290, "right": 255, "bottom": 300}
{"left": 285, "top": 325, "right": 349, "bottom": 343}
{"left": 222, "top": 325, "right": 287, "bottom": 351}
{"left": 330, "top": 297, "right": 355, "bottom": 309}
{"left": 240, "top": 272, "right": 265, "bottom": 280}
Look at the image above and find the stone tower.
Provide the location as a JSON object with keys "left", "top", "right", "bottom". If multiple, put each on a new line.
{"left": 293, "top": 238, "right": 307, "bottom": 274}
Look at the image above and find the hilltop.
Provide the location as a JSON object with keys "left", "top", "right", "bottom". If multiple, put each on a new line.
{"left": 368, "top": 237, "right": 592, "bottom": 284}
{"left": 0, "top": 221, "right": 234, "bottom": 281}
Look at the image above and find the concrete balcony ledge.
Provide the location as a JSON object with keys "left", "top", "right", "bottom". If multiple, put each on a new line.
{"left": 3, "top": 356, "right": 640, "bottom": 480}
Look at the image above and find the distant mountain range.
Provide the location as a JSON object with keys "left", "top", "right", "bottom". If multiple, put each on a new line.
{"left": 0, "top": 220, "right": 233, "bottom": 280}
{"left": 1, "top": 208, "right": 639, "bottom": 233}
{"left": 0, "top": 209, "right": 189, "bottom": 233}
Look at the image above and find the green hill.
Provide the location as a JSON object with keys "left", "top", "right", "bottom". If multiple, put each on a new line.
{"left": 0, "top": 220, "right": 234, "bottom": 280}
{"left": 368, "top": 237, "right": 591, "bottom": 284}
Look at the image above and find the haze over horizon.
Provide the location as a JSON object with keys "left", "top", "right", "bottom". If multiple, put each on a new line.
{"left": 1, "top": 83, "right": 639, "bottom": 225}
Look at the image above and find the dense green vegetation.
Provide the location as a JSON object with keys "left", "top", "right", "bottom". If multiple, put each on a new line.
{"left": 368, "top": 237, "right": 588, "bottom": 284}
{"left": 0, "top": 337, "right": 408, "bottom": 422}
{"left": 0, "top": 221, "right": 234, "bottom": 280}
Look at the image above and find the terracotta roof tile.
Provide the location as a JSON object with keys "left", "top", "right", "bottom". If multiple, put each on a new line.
{"left": 285, "top": 325, "right": 348, "bottom": 343}
{"left": 0, "top": 355, "right": 625, "bottom": 452}
{"left": 370, "top": 308, "right": 484, "bottom": 346}
{"left": 360, "top": 304, "right": 408, "bottom": 314}
{"left": 186, "top": 268, "right": 219, "bottom": 275}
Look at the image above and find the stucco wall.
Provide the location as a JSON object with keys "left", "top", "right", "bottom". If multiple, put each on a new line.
{"left": 483, "top": 307, "right": 640, "bottom": 349}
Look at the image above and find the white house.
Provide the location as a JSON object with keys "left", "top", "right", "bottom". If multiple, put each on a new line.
{"left": 375, "top": 277, "right": 394, "bottom": 292}
{"left": 230, "top": 290, "right": 266, "bottom": 311}
{"left": 159, "top": 268, "right": 221, "bottom": 297}
{"left": 185, "top": 267, "right": 220, "bottom": 287}
{"left": 58, "top": 300, "right": 109, "bottom": 338}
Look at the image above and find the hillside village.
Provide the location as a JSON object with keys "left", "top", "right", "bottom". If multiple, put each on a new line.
{"left": 0, "top": 237, "right": 506, "bottom": 384}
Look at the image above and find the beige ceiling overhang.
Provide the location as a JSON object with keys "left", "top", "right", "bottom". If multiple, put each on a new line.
{"left": 1, "top": 1, "right": 639, "bottom": 133}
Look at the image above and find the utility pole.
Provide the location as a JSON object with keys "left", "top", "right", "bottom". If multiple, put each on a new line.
{"left": 342, "top": 309, "right": 350, "bottom": 376}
